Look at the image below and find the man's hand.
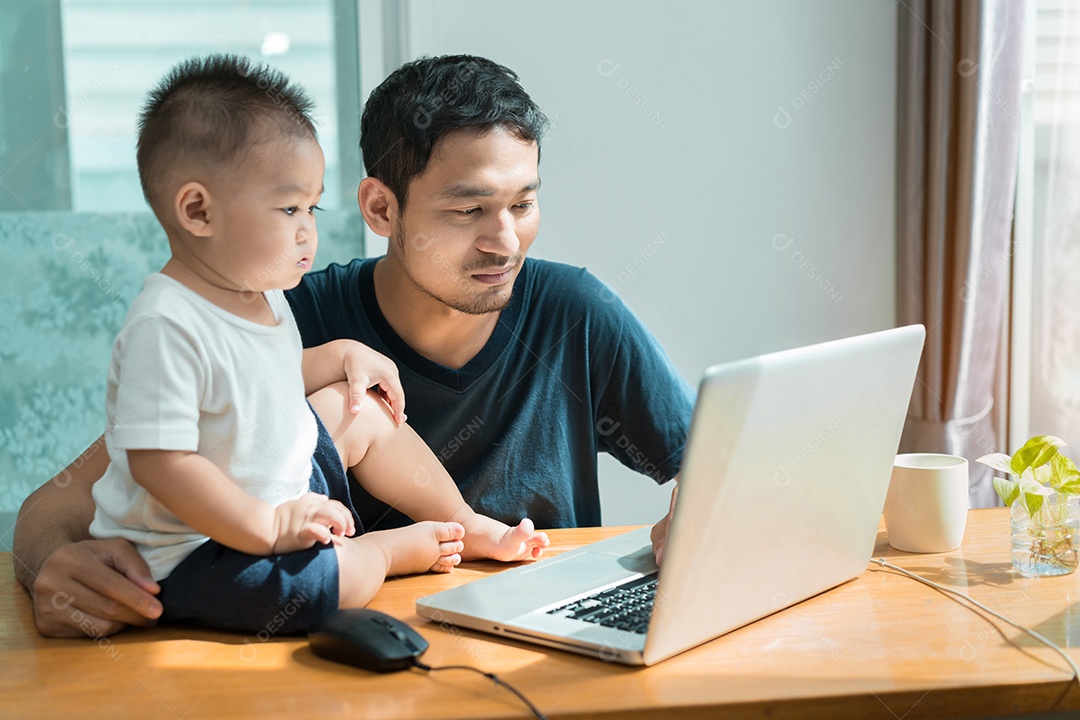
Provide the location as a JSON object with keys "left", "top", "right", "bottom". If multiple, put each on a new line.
{"left": 272, "top": 493, "right": 356, "bottom": 554}
{"left": 650, "top": 481, "right": 679, "bottom": 565}
{"left": 29, "top": 538, "right": 162, "bottom": 638}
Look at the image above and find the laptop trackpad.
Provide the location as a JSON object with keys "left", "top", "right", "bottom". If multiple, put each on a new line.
{"left": 611, "top": 543, "right": 659, "bottom": 573}
{"left": 577, "top": 527, "right": 658, "bottom": 573}
{"left": 521, "top": 552, "right": 656, "bottom": 592}
{"left": 520, "top": 549, "right": 639, "bottom": 588}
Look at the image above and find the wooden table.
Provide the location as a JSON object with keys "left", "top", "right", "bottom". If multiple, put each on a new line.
{"left": 4, "top": 508, "right": 1080, "bottom": 719}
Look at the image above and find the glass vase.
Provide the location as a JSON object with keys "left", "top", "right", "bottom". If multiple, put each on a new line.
{"left": 1010, "top": 494, "right": 1080, "bottom": 578}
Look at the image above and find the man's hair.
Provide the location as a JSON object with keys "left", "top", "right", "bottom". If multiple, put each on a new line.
{"left": 360, "top": 54, "right": 549, "bottom": 210}
{"left": 136, "top": 53, "right": 317, "bottom": 219}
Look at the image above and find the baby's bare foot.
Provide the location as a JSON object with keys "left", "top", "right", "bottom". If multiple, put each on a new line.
{"left": 488, "top": 518, "right": 550, "bottom": 562}
{"left": 386, "top": 521, "right": 465, "bottom": 576}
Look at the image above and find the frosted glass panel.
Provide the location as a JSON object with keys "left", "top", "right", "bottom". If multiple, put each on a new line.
{"left": 0, "top": 210, "right": 364, "bottom": 515}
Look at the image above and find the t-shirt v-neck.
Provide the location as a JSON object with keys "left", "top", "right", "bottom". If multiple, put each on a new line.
{"left": 355, "top": 258, "right": 526, "bottom": 393}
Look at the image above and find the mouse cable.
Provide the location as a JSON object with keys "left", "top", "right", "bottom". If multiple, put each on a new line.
{"left": 871, "top": 557, "right": 1080, "bottom": 685}
{"left": 412, "top": 660, "right": 549, "bottom": 720}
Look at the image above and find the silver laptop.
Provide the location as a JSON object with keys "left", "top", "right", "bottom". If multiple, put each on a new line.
{"left": 416, "top": 324, "right": 926, "bottom": 665}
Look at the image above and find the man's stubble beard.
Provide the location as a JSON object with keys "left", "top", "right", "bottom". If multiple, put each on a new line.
{"left": 392, "top": 225, "right": 519, "bottom": 316}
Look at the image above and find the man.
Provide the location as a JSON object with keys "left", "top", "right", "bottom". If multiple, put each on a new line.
{"left": 13, "top": 54, "right": 695, "bottom": 638}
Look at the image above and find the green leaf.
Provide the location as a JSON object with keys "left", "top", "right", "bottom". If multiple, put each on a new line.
{"left": 1016, "top": 476, "right": 1054, "bottom": 516}
{"left": 1049, "top": 453, "right": 1080, "bottom": 494}
{"left": 993, "top": 475, "right": 1020, "bottom": 506}
{"left": 1010, "top": 435, "right": 1067, "bottom": 477}
{"left": 1032, "top": 464, "right": 1053, "bottom": 485}
{"left": 1019, "top": 491, "right": 1044, "bottom": 517}
{"left": 977, "top": 453, "right": 1014, "bottom": 475}
{"left": 1056, "top": 475, "right": 1080, "bottom": 496}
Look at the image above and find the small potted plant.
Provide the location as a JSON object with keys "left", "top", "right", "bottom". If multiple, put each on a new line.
{"left": 977, "top": 435, "right": 1080, "bottom": 577}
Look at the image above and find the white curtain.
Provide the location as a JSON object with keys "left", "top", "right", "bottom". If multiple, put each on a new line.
{"left": 896, "top": 0, "right": 1026, "bottom": 507}
{"left": 1030, "top": 2, "right": 1080, "bottom": 448}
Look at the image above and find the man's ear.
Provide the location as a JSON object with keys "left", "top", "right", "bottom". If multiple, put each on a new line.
{"left": 357, "top": 177, "right": 397, "bottom": 238}
{"left": 174, "top": 182, "right": 214, "bottom": 237}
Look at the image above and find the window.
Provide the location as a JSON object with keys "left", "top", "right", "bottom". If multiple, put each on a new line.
{"left": 0, "top": 1, "right": 365, "bottom": 532}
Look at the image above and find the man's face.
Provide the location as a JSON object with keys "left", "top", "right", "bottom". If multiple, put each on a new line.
{"left": 390, "top": 126, "right": 540, "bottom": 315}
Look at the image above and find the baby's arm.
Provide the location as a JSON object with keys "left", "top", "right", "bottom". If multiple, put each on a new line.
{"left": 302, "top": 339, "right": 405, "bottom": 425}
{"left": 127, "top": 450, "right": 354, "bottom": 554}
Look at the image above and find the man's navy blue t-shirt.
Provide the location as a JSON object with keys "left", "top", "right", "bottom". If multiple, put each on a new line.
{"left": 286, "top": 256, "right": 695, "bottom": 531}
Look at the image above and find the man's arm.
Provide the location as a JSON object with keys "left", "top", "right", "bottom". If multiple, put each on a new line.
{"left": 12, "top": 436, "right": 163, "bottom": 637}
{"left": 576, "top": 270, "right": 693, "bottom": 562}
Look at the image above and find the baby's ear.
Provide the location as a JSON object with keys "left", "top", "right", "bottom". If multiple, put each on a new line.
{"left": 174, "top": 182, "right": 213, "bottom": 237}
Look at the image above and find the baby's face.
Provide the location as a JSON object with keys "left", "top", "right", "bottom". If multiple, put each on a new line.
{"left": 210, "top": 134, "right": 325, "bottom": 292}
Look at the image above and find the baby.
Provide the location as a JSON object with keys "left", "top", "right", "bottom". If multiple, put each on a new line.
{"left": 89, "top": 53, "right": 548, "bottom": 633}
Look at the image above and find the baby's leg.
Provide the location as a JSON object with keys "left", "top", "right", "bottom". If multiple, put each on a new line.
{"left": 334, "top": 522, "right": 465, "bottom": 608}
{"left": 308, "top": 382, "right": 547, "bottom": 564}
{"left": 307, "top": 382, "right": 473, "bottom": 523}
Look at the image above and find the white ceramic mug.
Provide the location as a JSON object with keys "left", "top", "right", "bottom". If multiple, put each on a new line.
{"left": 883, "top": 453, "right": 969, "bottom": 553}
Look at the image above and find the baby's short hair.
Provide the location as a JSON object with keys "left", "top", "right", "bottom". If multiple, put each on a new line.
{"left": 136, "top": 53, "right": 317, "bottom": 219}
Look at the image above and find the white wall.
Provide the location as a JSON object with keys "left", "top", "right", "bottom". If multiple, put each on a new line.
{"left": 372, "top": 0, "right": 898, "bottom": 525}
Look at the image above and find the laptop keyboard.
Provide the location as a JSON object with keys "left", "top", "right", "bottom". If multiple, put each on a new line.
{"left": 544, "top": 573, "right": 658, "bottom": 634}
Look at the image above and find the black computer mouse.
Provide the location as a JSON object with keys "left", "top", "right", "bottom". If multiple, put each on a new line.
{"left": 308, "top": 608, "right": 429, "bottom": 673}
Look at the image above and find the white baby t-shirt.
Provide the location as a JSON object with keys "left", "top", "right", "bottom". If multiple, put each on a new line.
{"left": 90, "top": 274, "right": 317, "bottom": 580}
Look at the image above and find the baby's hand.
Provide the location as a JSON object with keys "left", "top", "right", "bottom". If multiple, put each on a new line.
{"left": 487, "top": 518, "right": 550, "bottom": 562}
{"left": 272, "top": 493, "right": 355, "bottom": 553}
{"left": 341, "top": 341, "right": 406, "bottom": 425}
